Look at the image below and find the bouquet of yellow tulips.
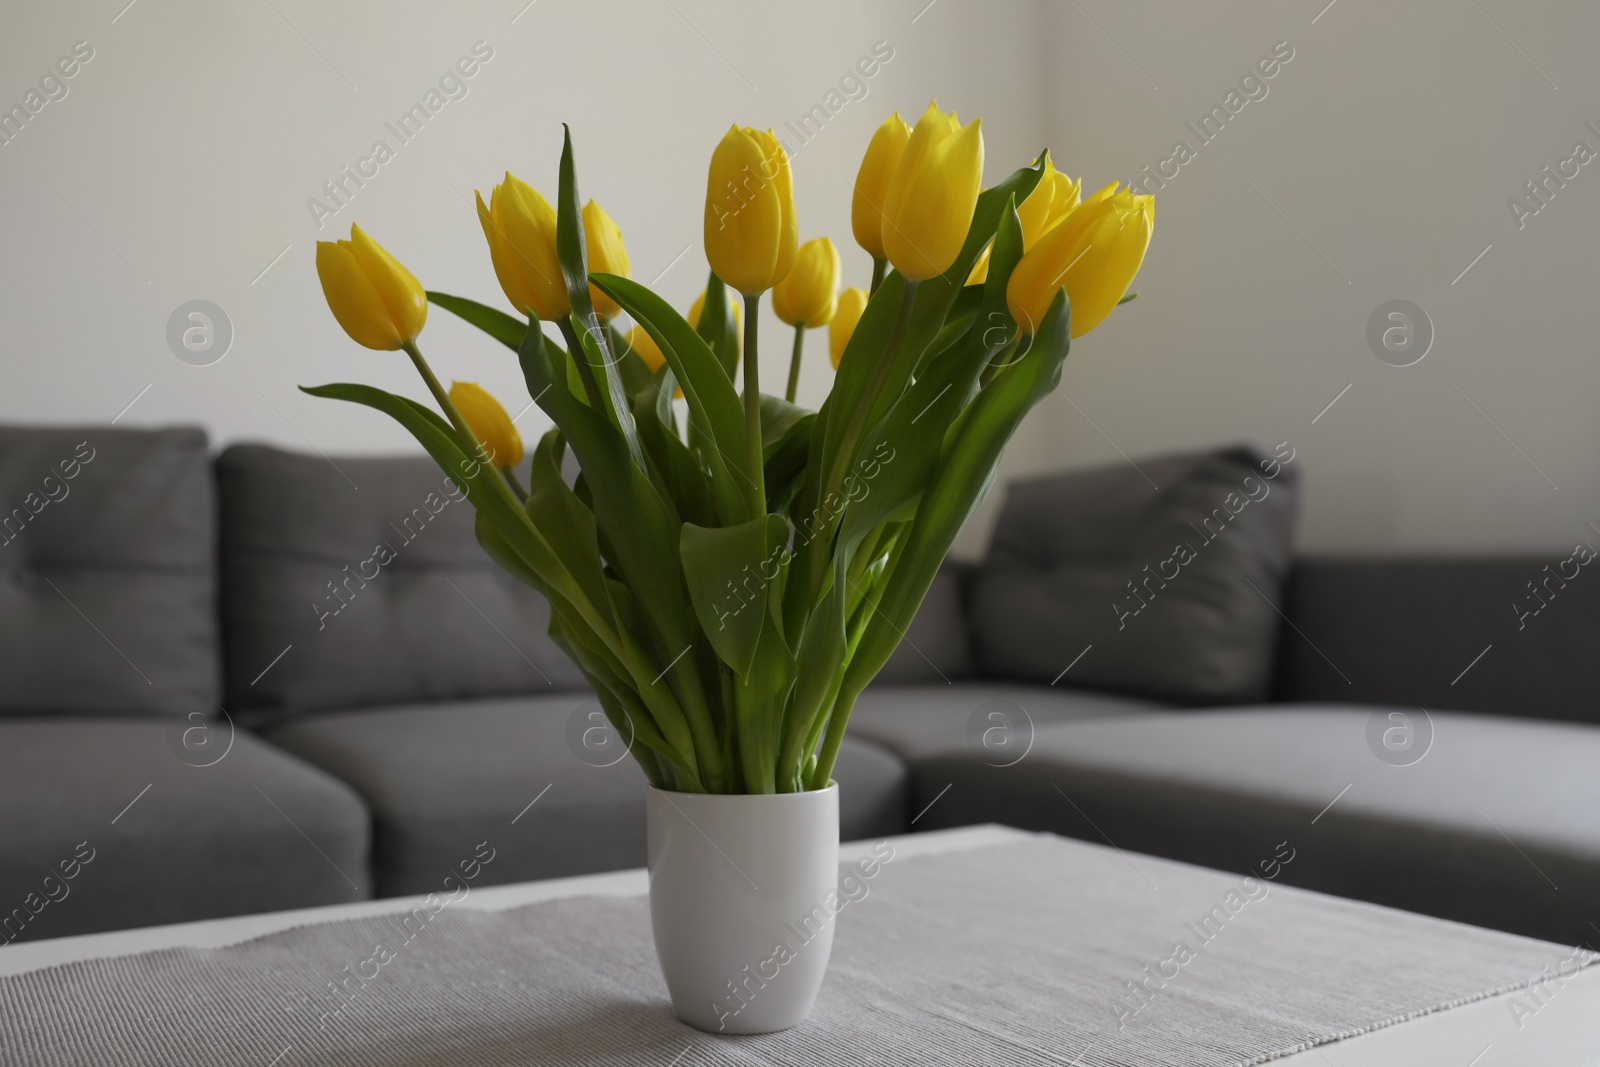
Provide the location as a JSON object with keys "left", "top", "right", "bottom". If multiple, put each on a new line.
{"left": 309, "top": 103, "right": 1153, "bottom": 795}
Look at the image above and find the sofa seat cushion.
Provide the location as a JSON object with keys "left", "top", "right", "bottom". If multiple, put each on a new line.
{"left": 0, "top": 717, "right": 369, "bottom": 942}
{"left": 264, "top": 697, "right": 912, "bottom": 897}
{"left": 912, "top": 705, "right": 1600, "bottom": 944}
{"left": 848, "top": 683, "right": 1167, "bottom": 762}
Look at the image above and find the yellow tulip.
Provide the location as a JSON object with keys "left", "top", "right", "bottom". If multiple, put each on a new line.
{"left": 851, "top": 112, "right": 911, "bottom": 261}
{"left": 968, "top": 153, "right": 1083, "bottom": 285}
{"left": 477, "top": 172, "right": 568, "bottom": 321}
{"left": 583, "top": 199, "right": 630, "bottom": 319}
{"left": 772, "top": 237, "right": 841, "bottom": 328}
{"left": 1006, "top": 186, "right": 1153, "bottom": 338}
{"left": 703, "top": 125, "right": 797, "bottom": 295}
{"left": 880, "top": 102, "right": 984, "bottom": 282}
{"left": 315, "top": 224, "right": 427, "bottom": 351}
{"left": 828, "top": 287, "right": 868, "bottom": 370}
{"left": 627, "top": 324, "right": 666, "bottom": 374}
{"left": 449, "top": 381, "right": 524, "bottom": 469}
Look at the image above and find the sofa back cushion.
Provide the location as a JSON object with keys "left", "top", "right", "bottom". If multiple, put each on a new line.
{"left": 1275, "top": 554, "right": 1600, "bottom": 725}
{"left": 871, "top": 563, "right": 976, "bottom": 685}
{"left": 0, "top": 426, "right": 218, "bottom": 718}
{"left": 218, "top": 445, "right": 586, "bottom": 727}
{"left": 971, "top": 444, "right": 1300, "bottom": 705}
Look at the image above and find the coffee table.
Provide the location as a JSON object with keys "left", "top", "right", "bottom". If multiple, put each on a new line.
{"left": 2, "top": 826, "right": 1595, "bottom": 1065}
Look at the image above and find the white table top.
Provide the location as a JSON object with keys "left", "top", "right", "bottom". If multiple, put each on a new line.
{"left": 2, "top": 825, "right": 1595, "bottom": 1066}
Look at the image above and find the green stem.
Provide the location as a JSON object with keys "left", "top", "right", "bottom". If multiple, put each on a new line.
{"left": 556, "top": 318, "right": 606, "bottom": 412}
{"left": 980, "top": 334, "right": 1022, "bottom": 389}
{"left": 741, "top": 292, "right": 766, "bottom": 515}
{"left": 784, "top": 323, "right": 805, "bottom": 403}
{"left": 403, "top": 341, "right": 480, "bottom": 459}
{"left": 869, "top": 255, "right": 887, "bottom": 296}
{"left": 809, "top": 682, "right": 863, "bottom": 791}
{"left": 806, "top": 279, "right": 917, "bottom": 596}
{"left": 829, "top": 280, "right": 916, "bottom": 490}
{"left": 501, "top": 464, "right": 528, "bottom": 503}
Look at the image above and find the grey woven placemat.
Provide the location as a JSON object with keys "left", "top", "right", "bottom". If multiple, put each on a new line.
{"left": 0, "top": 833, "right": 1584, "bottom": 1066}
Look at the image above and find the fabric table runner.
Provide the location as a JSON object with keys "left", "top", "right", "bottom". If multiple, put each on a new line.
{"left": 0, "top": 834, "right": 1584, "bottom": 1066}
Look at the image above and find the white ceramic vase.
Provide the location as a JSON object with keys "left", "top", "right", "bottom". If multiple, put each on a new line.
{"left": 646, "top": 783, "right": 839, "bottom": 1034}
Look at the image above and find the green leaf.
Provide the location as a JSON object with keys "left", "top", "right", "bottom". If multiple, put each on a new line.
{"left": 695, "top": 271, "right": 741, "bottom": 380}
{"left": 762, "top": 412, "right": 815, "bottom": 512}
{"left": 758, "top": 393, "right": 812, "bottom": 456}
{"left": 836, "top": 194, "right": 1029, "bottom": 549}
{"left": 527, "top": 430, "right": 610, "bottom": 616}
{"left": 679, "top": 514, "right": 785, "bottom": 678}
{"left": 555, "top": 124, "right": 645, "bottom": 471}
{"left": 634, "top": 381, "right": 715, "bottom": 529}
{"left": 608, "top": 321, "right": 656, "bottom": 404}
{"left": 426, "top": 291, "right": 527, "bottom": 351}
{"left": 474, "top": 512, "right": 543, "bottom": 590}
{"left": 591, "top": 272, "right": 753, "bottom": 524}
{"left": 777, "top": 564, "right": 845, "bottom": 787}
{"left": 732, "top": 608, "right": 797, "bottom": 793}
{"left": 516, "top": 312, "right": 726, "bottom": 790}
{"left": 849, "top": 289, "right": 1072, "bottom": 695}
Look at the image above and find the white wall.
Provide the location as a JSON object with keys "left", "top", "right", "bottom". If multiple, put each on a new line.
{"left": 0, "top": 0, "right": 1041, "bottom": 472}
{"left": 1013, "top": 0, "right": 1600, "bottom": 553}
{"left": 4, "top": 0, "right": 1593, "bottom": 556}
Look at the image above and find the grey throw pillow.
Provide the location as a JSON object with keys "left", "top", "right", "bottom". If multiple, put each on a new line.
{"left": 971, "top": 444, "right": 1300, "bottom": 705}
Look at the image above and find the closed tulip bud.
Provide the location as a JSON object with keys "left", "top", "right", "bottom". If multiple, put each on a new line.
{"left": 449, "top": 381, "right": 523, "bottom": 469}
{"left": 829, "top": 287, "right": 868, "bottom": 370}
{"left": 772, "top": 237, "right": 841, "bottom": 328}
{"left": 851, "top": 112, "right": 912, "bottom": 260}
{"left": 1006, "top": 185, "right": 1153, "bottom": 338}
{"left": 703, "top": 125, "right": 797, "bottom": 295}
{"left": 881, "top": 102, "right": 984, "bottom": 281}
{"left": 477, "top": 173, "right": 568, "bottom": 321}
{"left": 969, "top": 152, "right": 1083, "bottom": 285}
{"left": 582, "top": 199, "right": 630, "bottom": 319}
{"left": 315, "top": 224, "right": 428, "bottom": 351}
{"left": 627, "top": 325, "right": 666, "bottom": 373}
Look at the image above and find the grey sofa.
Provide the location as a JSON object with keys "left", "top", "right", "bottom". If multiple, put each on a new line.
{"left": 2, "top": 427, "right": 1595, "bottom": 950}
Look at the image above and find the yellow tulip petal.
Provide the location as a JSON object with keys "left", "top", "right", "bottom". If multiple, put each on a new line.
{"left": 583, "top": 198, "right": 630, "bottom": 319}
{"left": 1006, "top": 189, "right": 1152, "bottom": 338}
{"left": 829, "top": 286, "right": 868, "bottom": 370}
{"left": 317, "top": 239, "right": 405, "bottom": 350}
{"left": 851, "top": 113, "right": 911, "bottom": 260}
{"left": 450, "top": 381, "right": 523, "bottom": 469}
{"left": 881, "top": 103, "right": 984, "bottom": 281}
{"left": 1014, "top": 154, "right": 1058, "bottom": 247}
{"left": 772, "top": 236, "right": 841, "bottom": 327}
{"left": 753, "top": 129, "right": 798, "bottom": 287}
{"left": 491, "top": 173, "right": 567, "bottom": 319}
{"left": 704, "top": 125, "right": 797, "bottom": 295}
{"left": 478, "top": 190, "right": 539, "bottom": 318}
{"left": 347, "top": 224, "right": 427, "bottom": 344}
